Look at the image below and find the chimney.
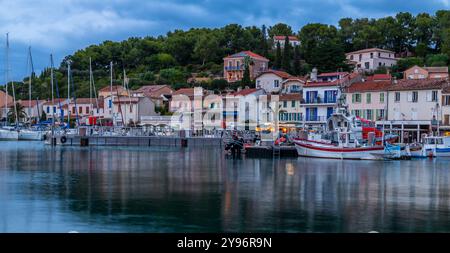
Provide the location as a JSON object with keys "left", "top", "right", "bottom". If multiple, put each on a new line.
{"left": 393, "top": 76, "right": 398, "bottom": 84}
{"left": 311, "top": 67, "right": 318, "bottom": 82}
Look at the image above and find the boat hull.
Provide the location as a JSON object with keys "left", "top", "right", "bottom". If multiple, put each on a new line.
{"left": 0, "top": 129, "right": 19, "bottom": 140}
{"left": 294, "top": 140, "right": 384, "bottom": 160}
{"left": 18, "top": 130, "right": 45, "bottom": 141}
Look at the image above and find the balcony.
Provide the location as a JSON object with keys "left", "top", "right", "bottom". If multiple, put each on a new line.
{"left": 303, "top": 97, "right": 337, "bottom": 105}
{"left": 225, "top": 66, "right": 243, "bottom": 71}
{"left": 304, "top": 116, "right": 328, "bottom": 122}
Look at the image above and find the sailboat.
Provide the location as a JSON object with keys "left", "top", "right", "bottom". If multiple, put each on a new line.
{"left": 0, "top": 33, "right": 19, "bottom": 140}
{"left": 18, "top": 47, "right": 45, "bottom": 140}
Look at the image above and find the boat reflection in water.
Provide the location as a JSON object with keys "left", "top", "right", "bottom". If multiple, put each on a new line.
{"left": 1, "top": 142, "right": 450, "bottom": 232}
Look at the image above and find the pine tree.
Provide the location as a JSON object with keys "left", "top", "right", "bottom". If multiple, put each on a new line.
{"left": 275, "top": 41, "right": 282, "bottom": 69}
{"left": 293, "top": 46, "right": 301, "bottom": 75}
{"left": 282, "top": 36, "right": 292, "bottom": 73}
{"left": 261, "top": 25, "right": 268, "bottom": 57}
{"left": 241, "top": 56, "right": 252, "bottom": 87}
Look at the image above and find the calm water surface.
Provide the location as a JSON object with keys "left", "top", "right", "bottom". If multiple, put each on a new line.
{"left": 1, "top": 141, "right": 450, "bottom": 232}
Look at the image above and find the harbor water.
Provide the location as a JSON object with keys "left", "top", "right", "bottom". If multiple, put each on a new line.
{"left": 1, "top": 141, "right": 450, "bottom": 232}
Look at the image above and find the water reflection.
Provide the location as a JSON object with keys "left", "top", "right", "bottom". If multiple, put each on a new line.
{"left": 1, "top": 141, "right": 450, "bottom": 232}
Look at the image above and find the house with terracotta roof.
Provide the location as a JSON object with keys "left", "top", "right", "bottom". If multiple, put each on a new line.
{"left": 300, "top": 71, "right": 361, "bottom": 127}
{"left": 64, "top": 98, "right": 104, "bottom": 123}
{"left": 135, "top": 85, "right": 174, "bottom": 108}
{"left": 273, "top": 35, "right": 300, "bottom": 48}
{"left": 1, "top": 99, "right": 46, "bottom": 122}
{"left": 345, "top": 48, "right": 398, "bottom": 72}
{"left": 278, "top": 94, "right": 303, "bottom": 129}
{"left": 403, "top": 65, "right": 449, "bottom": 80}
{"left": 442, "top": 85, "right": 450, "bottom": 127}
{"left": 377, "top": 79, "right": 448, "bottom": 142}
{"left": 255, "top": 69, "right": 292, "bottom": 93}
{"left": 223, "top": 51, "right": 269, "bottom": 83}
{"left": 111, "top": 96, "right": 156, "bottom": 126}
{"left": 281, "top": 77, "right": 306, "bottom": 94}
{"left": 42, "top": 98, "right": 70, "bottom": 121}
{"left": 0, "top": 90, "right": 13, "bottom": 119}
{"left": 344, "top": 79, "right": 391, "bottom": 121}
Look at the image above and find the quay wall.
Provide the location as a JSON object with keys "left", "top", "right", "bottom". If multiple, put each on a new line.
{"left": 49, "top": 136, "right": 223, "bottom": 147}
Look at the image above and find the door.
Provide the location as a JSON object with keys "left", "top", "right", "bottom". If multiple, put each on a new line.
{"left": 445, "top": 114, "right": 450, "bottom": 125}
{"left": 327, "top": 107, "right": 333, "bottom": 119}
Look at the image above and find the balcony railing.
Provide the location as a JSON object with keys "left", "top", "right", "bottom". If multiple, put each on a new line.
{"left": 225, "top": 66, "right": 243, "bottom": 71}
{"left": 303, "top": 97, "right": 337, "bottom": 104}
{"left": 304, "top": 116, "right": 328, "bottom": 122}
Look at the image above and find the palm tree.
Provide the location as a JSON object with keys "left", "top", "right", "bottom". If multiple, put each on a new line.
{"left": 7, "top": 102, "right": 27, "bottom": 124}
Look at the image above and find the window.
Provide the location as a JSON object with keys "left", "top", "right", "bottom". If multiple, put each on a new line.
{"left": 359, "top": 54, "right": 362, "bottom": 61}
{"left": 354, "top": 110, "right": 361, "bottom": 117}
{"left": 432, "top": 90, "right": 438, "bottom": 102}
{"left": 376, "top": 109, "right": 385, "bottom": 120}
{"left": 366, "top": 93, "right": 371, "bottom": 104}
{"left": 79, "top": 106, "right": 82, "bottom": 113}
{"left": 274, "top": 80, "right": 279, "bottom": 88}
{"left": 130, "top": 105, "right": 133, "bottom": 113}
{"left": 378, "top": 52, "right": 381, "bottom": 57}
{"left": 350, "top": 55, "right": 354, "bottom": 60}
{"left": 352, "top": 93, "right": 362, "bottom": 103}
{"left": 72, "top": 107, "right": 76, "bottom": 114}
{"left": 283, "top": 101, "right": 287, "bottom": 108}
{"left": 444, "top": 95, "right": 450, "bottom": 106}
{"left": 365, "top": 62, "right": 370, "bottom": 69}
{"left": 86, "top": 106, "right": 89, "bottom": 114}
{"left": 395, "top": 92, "right": 400, "bottom": 102}
{"left": 418, "top": 74, "right": 425, "bottom": 79}
{"left": 292, "top": 101, "right": 296, "bottom": 107}
{"left": 414, "top": 68, "right": 419, "bottom": 74}
{"left": 46, "top": 106, "right": 50, "bottom": 113}
{"left": 53, "top": 106, "right": 56, "bottom": 113}
{"left": 366, "top": 109, "right": 373, "bottom": 120}
{"left": 370, "top": 52, "right": 373, "bottom": 58}
{"left": 378, "top": 62, "right": 382, "bottom": 66}
{"left": 412, "top": 91, "right": 418, "bottom": 102}
{"left": 380, "top": 93, "right": 385, "bottom": 103}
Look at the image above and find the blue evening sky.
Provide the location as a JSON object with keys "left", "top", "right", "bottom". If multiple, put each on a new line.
{"left": 0, "top": 0, "right": 448, "bottom": 83}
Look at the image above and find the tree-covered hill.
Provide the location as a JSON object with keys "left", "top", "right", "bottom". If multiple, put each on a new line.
{"left": 4, "top": 10, "right": 450, "bottom": 100}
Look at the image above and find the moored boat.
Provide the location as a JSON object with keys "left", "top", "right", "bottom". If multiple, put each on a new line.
{"left": 0, "top": 128, "right": 19, "bottom": 140}
{"left": 422, "top": 136, "right": 450, "bottom": 157}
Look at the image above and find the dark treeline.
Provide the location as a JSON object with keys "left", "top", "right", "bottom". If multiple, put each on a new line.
{"left": 4, "top": 10, "right": 450, "bottom": 100}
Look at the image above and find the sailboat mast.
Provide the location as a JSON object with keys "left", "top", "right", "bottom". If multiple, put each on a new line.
{"left": 6, "top": 33, "right": 18, "bottom": 128}
{"left": 89, "top": 57, "right": 93, "bottom": 115}
{"left": 3, "top": 33, "right": 8, "bottom": 125}
{"left": 110, "top": 61, "right": 113, "bottom": 125}
{"left": 28, "top": 47, "right": 32, "bottom": 121}
{"left": 67, "top": 60, "right": 71, "bottom": 123}
{"left": 50, "top": 54, "right": 55, "bottom": 127}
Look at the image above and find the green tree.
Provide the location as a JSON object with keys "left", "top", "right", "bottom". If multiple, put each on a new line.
{"left": 241, "top": 56, "right": 252, "bottom": 87}
{"left": 282, "top": 36, "right": 292, "bottom": 73}
{"left": 292, "top": 46, "right": 302, "bottom": 75}
{"left": 158, "top": 68, "right": 187, "bottom": 85}
{"left": 7, "top": 102, "right": 27, "bottom": 124}
{"left": 425, "top": 54, "right": 449, "bottom": 66}
{"left": 274, "top": 41, "right": 282, "bottom": 69}
{"left": 261, "top": 24, "right": 269, "bottom": 57}
{"left": 415, "top": 42, "right": 428, "bottom": 58}
{"left": 268, "top": 23, "right": 293, "bottom": 38}
{"left": 193, "top": 34, "right": 219, "bottom": 66}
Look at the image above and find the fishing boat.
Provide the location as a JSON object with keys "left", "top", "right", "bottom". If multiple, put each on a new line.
{"left": 294, "top": 108, "right": 385, "bottom": 160}
{"left": 422, "top": 136, "right": 450, "bottom": 157}
{"left": 18, "top": 127, "right": 45, "bottom": 141}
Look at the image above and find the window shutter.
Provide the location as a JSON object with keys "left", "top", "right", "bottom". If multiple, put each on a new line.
{"left": 352, "top": 94, "right": 355, "bottom": 103}
{"left": 407, "top": 92, "right": 412, "bottom": 102}
{"left": 426, "top": 91, "right": 432, "bottom": 102}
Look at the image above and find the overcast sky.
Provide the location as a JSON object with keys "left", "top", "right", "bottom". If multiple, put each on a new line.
{"left": 0, "top": 0, "right": 449, "bottom": 82}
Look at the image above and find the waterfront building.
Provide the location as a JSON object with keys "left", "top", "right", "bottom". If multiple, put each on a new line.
{"left": 42, "top": 98, "right": 70, "bottom": 121}
{"left": 300, "top": 71, "right": 361, "bottom": 129}
{"left": 344, "top": 77, "right": 391, "bottom": 121}
{"left": 99, "top": 85, "right": 131, "bottom": 120}
{"left": 64, "top": 98, "right": 104, "bottom": 124}
{"left": 345, "top": 48, "right": 397, "bottom": 72}
{"left": 223, "top": 88, "right": 266, "bottom": 130}
{"left": 223, "top": 51, "right": 269, "bottom": 83}
{"left": 378, "top": 79, "right": 447, "bottom": 143}
{"left": 135, "top": 85, "right": 174, "bottom": 108}
{"left": 1, "top": 99, "right": 46, "bottom": 122}
{"left": 0, "top": 90, "right": 13, "bottom": 119}
{"left": 278, "top": 94, "right": 303, "bottom": 131}
{"left": 441, "top": 85, "right": 450, "bottom": 130}
{"left": 272, "top": 35, "right": 300, "bottom": 48}
{"left": 255, "top": 69, "right": 292, "bottom": 93}
{"left": 403, "top": 65, "right": 449, "bottom": 80}
{"left": 111, "top": 96, "right": 156, "bottom": 126}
